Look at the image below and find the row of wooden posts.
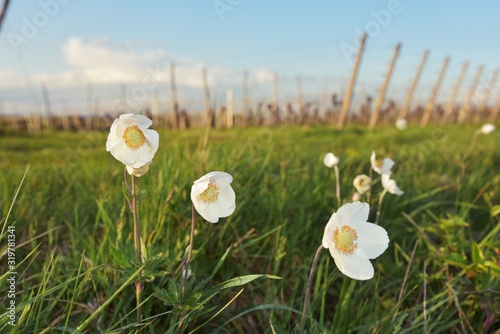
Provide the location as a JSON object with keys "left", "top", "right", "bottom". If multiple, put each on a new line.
{"left": 1, "top": 32, "right": 499, "bottom": 132}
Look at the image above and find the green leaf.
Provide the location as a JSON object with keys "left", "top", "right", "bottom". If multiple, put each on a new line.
{"left": 208, "top": 246, "right": 232, "bottom": 280}
{"left": 202, "top": 274, "right": 281, "bottom": 305}
{"left": 471, "top": 242, "right": 483, "bottom": 266}
{"left": 491, "top": 205, "right": 500, "bottom": 218}
{"left": 136, "top": 189, "right": 148, "bottom": 202}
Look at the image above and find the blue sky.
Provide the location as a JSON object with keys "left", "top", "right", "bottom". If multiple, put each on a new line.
{"left": 1, "top": 0, "right": 499, "bottom": 115}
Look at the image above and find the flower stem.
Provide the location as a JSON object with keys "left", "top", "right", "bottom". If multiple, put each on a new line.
{"left": 131, "top": 175, "right": 143, "bottom": 328}
{"left": 366, "top": 168, "right": 373, "bottom": 204}
{"left": 375, "top": 188, "right": 388, "bottom": 225}
{"left": 334, "top": 165, "right": 341, "bottom": 208}
{"left": 300, "top": 245, "right": 324, "bottom": 334}
{"left": 181, "top": 203, "right": 196, "bottom": 299}
{"left": 463, "top": 130, "right": 480, "bottom": 161}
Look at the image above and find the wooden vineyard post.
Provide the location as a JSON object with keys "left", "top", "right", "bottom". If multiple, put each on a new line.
{"left": 368, "top": 43, "right": 401, "bottom": 129}
{"left": 170, "top": 63, "right": 179, "bottom": 129}
{"left": 443, "top": 61, "right": 468, "bottom": 123}
{"left": 226, "top": 89, "right": 234, "bottom": 128}
{"left": 337, "top": 32, "right": 367, "bottom": 129}
{"left": 321, "top": 78, "right": 328, "bottom": 122}
{"left": 398, "top": 49, "right": 429, "bottom": 121}
{"left": 420, "top": 57, "right": 450, "bottom": 127}
{"left": 41, "top": 82, "right": 53, "bottom": 130}
{"left": 489, "top": 95, "right": 500, "bottom": 121}
{"left": 202, "top": 67, "right": 212, "bottom": 127}
{"left": 242, "top": 70, "right": 249, "bottom": 126}
{"left": 86, "top": 82, "right": 93, "bottom": 131}
{"left": 458, "top": 65, "right": 483, "bottom": 123}
{"left": 297, "top": 75, "right": 304, "bottom": 124}
{"left": 476, "top": 69, "right": 498, "bottom": 123}
{"left": 272, "top": 72, "right": 279, "bottom": 125}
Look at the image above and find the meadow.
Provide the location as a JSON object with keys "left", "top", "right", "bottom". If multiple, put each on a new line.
{"left": 0, "top": 123, "right": 499, "bottom": 333}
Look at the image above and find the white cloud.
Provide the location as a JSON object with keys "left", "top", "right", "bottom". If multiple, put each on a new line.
{"left": 62, "top": 37, "right": 167, "bottom": 83}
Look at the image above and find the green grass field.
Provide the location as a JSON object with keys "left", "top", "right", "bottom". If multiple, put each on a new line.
{"left": 0, "top": 124, "right": 499, "bottom": 333}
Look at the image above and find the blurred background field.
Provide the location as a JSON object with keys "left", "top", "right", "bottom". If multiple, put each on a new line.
{"left": 0, "top": 123, "right": 499, "bottom": 333}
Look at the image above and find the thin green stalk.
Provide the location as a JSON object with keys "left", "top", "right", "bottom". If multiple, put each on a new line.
{"left": 300, "top": 245, "right": 324, "bottom": 334}
{"left": 463, "top": 130, "right": 480, "bottom": 161}
{"left": 375, "top": 188, "right": 388, "bottom": 225}
{"left": 334, "top": 165, "right": 341, "bottom": 208}
{"left": 366, "top": 168, "right": 373, "bottom": 204}
{"left": 131, "top": 175, "right": 143, "bottom": 329}
{"left": 182, "top": 203, "right": 196, "bottom": 298}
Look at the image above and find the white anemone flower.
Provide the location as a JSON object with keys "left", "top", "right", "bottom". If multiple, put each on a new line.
{"left": 395, "top": 119, "right": 407, "bottom": 130}
{"left": 480, "top": 123, "right": 495, "bottom": 135}
{"left": 353, "top": 174, "right": 371, "bottom": 194}
{"left": 191, "top": 171, "right": 236, "bottom": 223}
{"left": 126, "top": 161, "right": 152, "bottom": 177}
{"left": 381, "top": 174, "right": 404, "bottom": 196}
{"left": 370, "top": 151, "right": 395, "bottom": 175}
{"left": 323, "top": 152, "right": 340, "bottom": 168}
{"left": 106, "top": 113, "right": 159, "bottom": 169}
{"left": 322, "top": 202, "right": 389, "bottom": 280}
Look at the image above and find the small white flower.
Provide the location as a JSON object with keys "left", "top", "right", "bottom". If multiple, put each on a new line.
{"left": 191, "top": 171, "right": 236, "bottom": 223}
{"left": 480, "top": 123, "right": 495, "bottom": 135}
{"left": 370, "top": 151, "right": 395, "bottom": 175}
{"left": 381, "top": 174, "right": 404, "bottom": 196}
{"left": 353, "top": 174, "right": 371, "bottom": 194}
{"left": 126, "top": 161, "right": 152, "bottom": 177}
{"left": 352, "top": 192, "right": 361, "bottom": 202}
{"left": 323, "top": 152, "right": 340, "bottom": 168}
{"left": 106, "top": 113, "right": 159, "bottom": 169}
{"left": 322, "top": 202, "right": 389, "bottom": 280}
{"left": 395, "top": 119, "right": 407, "bottom": 130}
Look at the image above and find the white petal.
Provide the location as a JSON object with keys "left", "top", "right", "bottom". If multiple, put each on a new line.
{"left": 382, "top": 174, "right": 404, "bottom": 195}
{"left": 118, "top": 113, "right": 153, "bottom": 128}
{"left": 337, "top": 202, "right": 370, "bottom": 227}
{"left": 210, "top": 171, "right": 233, "bottom": 185}
{"left": 190, "top": 180, "right": 209, "bottom": 201}
{"left": 380, "top": 158, "right": 395, "bottom": 175}
{"left": 370, "top": 151, "right": 380, "bottom": 174}
{"left": 192, "top": 201, "right": 219, "bottom": 223}
{"left": 356, "top": 223, "right": 389, "bottom": 259}
{"left": 217, "top": 186, "right": 236, "bottom": 212}
{"left": 322, "top": 213, "right": 338, "bottom": 249}
{"left": 331, "top": 250, "right": 375, "bottom": 280}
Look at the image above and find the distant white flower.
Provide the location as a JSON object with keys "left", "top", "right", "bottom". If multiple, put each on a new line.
{"left": 370, "top": 151, "right": 395, "bottom": 175}
{"left": 353, "top": 174, "right": 371, "bottom": 194}
{"left": 480, "top": 123, "right": 495, "bottom": 135}
{"left": 323, "top": 152, "right": 340, "bottom": 168}
{"left": 126, "top": 161, "right": 152, "bottom": 177}
{"left": 106, "top": 113, "right": 159, "bottom": 169}
{"left": 322, "top": 202, "right": 389, "bottom": 280}
{"left": 381, "top": 174, "right": 404, "bottom": 196}
{"left": 395, "top": 119, "right": 407, "bottom": 130}
{"left": 352, "top": 192, "right": 361, "bottom": 202}
{"left": 191, "top": 171, "right": 236, "bottom": 223}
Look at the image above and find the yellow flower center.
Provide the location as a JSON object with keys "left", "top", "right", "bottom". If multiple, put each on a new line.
{"left": 197, "top": 182, "right": 219, "bottom": 203}
{"left": 123, "top": 125, "right": 146, "bottom": 150}
{"left": 333, "top": 225, "right": 358, "bottom": 255}
{"left": 374, "top": 159, "right": 383, "bottom": 169}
